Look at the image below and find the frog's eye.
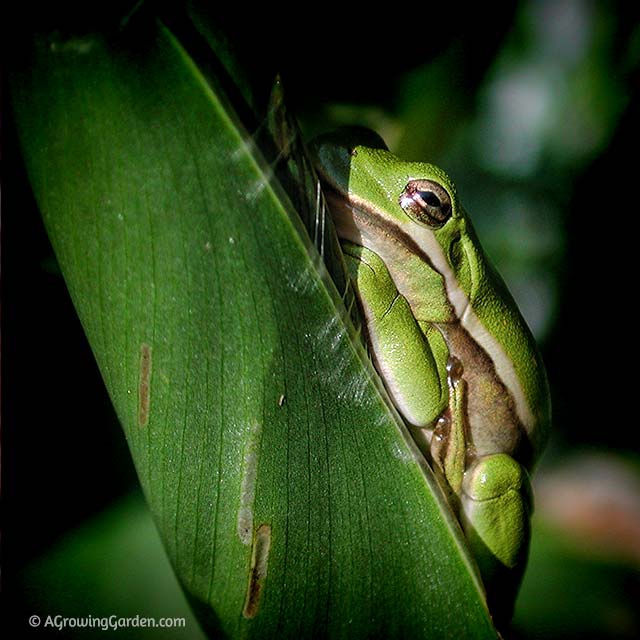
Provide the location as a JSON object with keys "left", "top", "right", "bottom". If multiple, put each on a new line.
{"left": 399, "top": 179, "right": 452, "bottom": 228}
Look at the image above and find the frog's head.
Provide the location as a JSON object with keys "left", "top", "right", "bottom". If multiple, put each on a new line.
{"left": 311, "top": 126, "right": 477, "bottom": 324}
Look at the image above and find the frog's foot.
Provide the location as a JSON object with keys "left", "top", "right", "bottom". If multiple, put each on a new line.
{"left": 461, "top": 453, "right": 533, "bottom": 625}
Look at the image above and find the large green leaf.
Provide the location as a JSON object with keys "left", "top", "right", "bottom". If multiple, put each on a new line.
{"left": 10, "top": 15, "right": 497, "bottom": 639}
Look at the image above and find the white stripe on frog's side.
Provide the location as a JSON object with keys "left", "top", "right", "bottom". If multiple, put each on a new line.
{"left": 343, "top": 193, "right": 535, "bottom": 438}
{"left": 399, "top": 224, "right": 535, "bottom": 437}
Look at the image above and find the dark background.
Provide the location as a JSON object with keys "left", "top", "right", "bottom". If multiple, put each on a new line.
{"left": 4, "top": 1, "right": 640, "bottom": 638}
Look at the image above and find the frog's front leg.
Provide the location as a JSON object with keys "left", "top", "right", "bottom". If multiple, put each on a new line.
{"left": 341, "top": 241, "right": 449, "bottom": 427}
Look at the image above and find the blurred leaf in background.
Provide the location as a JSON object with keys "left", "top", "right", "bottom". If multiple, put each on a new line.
{"left": 517, "top": 453, "right": 640, "bottom": 639}
{"left": 21, "top": 493, "right": 207, "bottom": 640}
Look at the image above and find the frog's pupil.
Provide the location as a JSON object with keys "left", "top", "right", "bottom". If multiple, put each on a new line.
{"left": 418, "top": 190, "right": 441, "bottom": 208}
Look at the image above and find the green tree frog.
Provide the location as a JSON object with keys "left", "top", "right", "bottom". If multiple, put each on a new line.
{"left": 311, "top": 127, "right": 551, "bottom": 622}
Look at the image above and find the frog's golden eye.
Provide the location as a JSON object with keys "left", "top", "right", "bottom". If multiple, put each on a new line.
{"left": 399, "top": 179, "right": 452, "bottom": 228}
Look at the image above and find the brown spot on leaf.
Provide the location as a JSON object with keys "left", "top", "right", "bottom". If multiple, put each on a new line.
{"left": 242, "top": 524, "right": 272, "bottom": 619}
{"left": 138, "top": 343, "right": 152, "bottom": 427}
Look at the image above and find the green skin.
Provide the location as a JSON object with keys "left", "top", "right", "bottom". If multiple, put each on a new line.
{"left": 311, "top": 127, "right": 551, "bottom": 620}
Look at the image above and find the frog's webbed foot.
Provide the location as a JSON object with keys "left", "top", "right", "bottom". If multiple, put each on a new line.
{"left": 429, "top": 355, "right": 467, "bottom": 512}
